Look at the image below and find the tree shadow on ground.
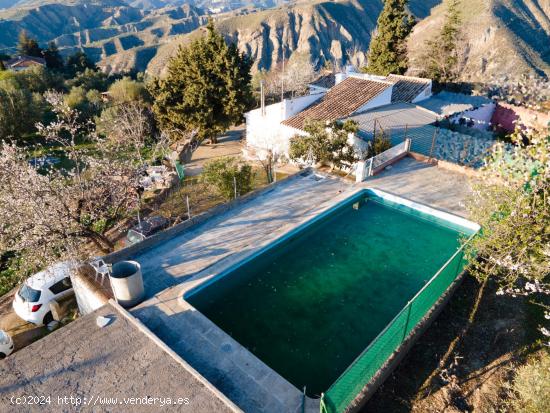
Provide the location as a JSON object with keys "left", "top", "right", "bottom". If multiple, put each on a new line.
{"left": 361, "top": 275, "right": 539, "bottom": 412}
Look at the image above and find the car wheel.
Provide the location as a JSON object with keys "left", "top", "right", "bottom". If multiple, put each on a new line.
{"left": 43, "top": 311, "right": 54, "bottom": 325}
{"left": 0, "top": 352, "right": 5, "bottom": 359}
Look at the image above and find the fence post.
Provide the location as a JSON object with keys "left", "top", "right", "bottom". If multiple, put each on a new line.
{"left": 429, "top": 128, "right": 439, "bottom": 161}
{"left": 320, "top": 393, "right": 327, "bottom": 413}
{"left": 454, "top": 249, "right": 465, "bottom": 277}
{"left": 233, "top": 176, "right": 237, "bottom": 199}
{"left": 402, "top": 302, "right": 412, "bottom": 341}
{"left": 368, "top": 158, "right": 373, "bottom": 177}
{"left": 186, "top": 195, "right": 191, "bottom": 219}
{"left": 355, "top": 161, "right": 366, "bottom": 183}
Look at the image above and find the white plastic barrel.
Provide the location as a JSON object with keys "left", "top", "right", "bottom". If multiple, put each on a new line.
{"left": 109, "top": 261, "right": 145, "bottom": 308}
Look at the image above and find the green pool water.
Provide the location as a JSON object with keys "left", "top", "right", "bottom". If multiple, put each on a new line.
{"left": 187, "top": 195, "right": 466, "bottom": 396}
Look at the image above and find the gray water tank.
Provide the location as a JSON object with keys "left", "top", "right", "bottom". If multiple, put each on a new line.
{"left": 109, "top": 261, "right": 145, "bottom": 308}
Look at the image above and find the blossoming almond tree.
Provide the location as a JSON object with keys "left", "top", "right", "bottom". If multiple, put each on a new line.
{"left": 465, "top": 127, "right": 549, "bottom": 343}
{"left": 0, "top": 92, "right": 140, "bottom": 273}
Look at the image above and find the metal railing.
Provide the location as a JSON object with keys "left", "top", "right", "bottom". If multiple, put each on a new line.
{"left": 356, "top": 139, "right": 411, "bottom": 181}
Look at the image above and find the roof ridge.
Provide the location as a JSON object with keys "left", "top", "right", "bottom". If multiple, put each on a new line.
{"left": 387, "top": 74, "right": 431, "bottom": 82}
{"left": 282, "top": 77, "right": 392, "bottom": 131}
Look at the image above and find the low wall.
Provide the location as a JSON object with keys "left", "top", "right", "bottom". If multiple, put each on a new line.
{"left": 408, "top": 152, "right": 483, "bottom": 179}
{"left": 71, "top": 269, "right": 109, "bottom": 315}
{"left": 103, "top": 167, "right": 313, "bottom": 264}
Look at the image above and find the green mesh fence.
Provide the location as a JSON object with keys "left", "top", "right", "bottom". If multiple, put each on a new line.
{"left": 321, "top": 246, "right": 469, "bottom": 413}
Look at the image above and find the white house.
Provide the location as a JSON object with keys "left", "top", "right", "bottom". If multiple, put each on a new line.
{"left": 244, "top": 69, "right": 434, "bottom": 161}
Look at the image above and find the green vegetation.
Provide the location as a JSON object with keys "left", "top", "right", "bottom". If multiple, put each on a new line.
{"left": 289, "top": 120, "right": 359, "bottom": 170}
{"left": 0, "top": 252, "right": 23, "bottom": 297}
{"left": 508, "top": 352, "right": 550, "bottom": 413}
{"left": 151, "top": 21, "right": 253, "bottom": 145}
{"left": 64, "top": 51, "right": 97, "bottom": 78}
{"left": 363, "top": 0, "right": 414, "bottom": 76}
{"left": 0, "top": 75, "right": 46, "bottom": 139}
{"left": 366, "top": 133, "right": 392, "bottom": 159}
{"left": 465, "top": 128, "right": 549, "bottom": 286}
{"left": 17, "top": 30, "right": 42, "bottom": 58}
{"left": 201, "top": 157, "right": 254, "bottom": 200}
{"left": 420, "top": 0, "right": 463, "bottom": 82}
{"left": 43, "top": 42, "right": 64, "bottom": 70}
{"left": 0, "top": 32, "right": 151, "bottom": 143}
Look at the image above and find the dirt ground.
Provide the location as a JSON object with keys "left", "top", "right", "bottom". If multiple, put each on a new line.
{"left": 184, "top": 126, "right": 245, "bottom": 176}
{"left": 362, "top": 275, "right": 540, "bottom": 413}
{"left": 0, "top": 288, "right": 78, "bottom": 354}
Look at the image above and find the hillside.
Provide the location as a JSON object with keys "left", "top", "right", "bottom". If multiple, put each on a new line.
{"left": 407, "top": 0, "right": 550, "bottom": 81}
{"left": 0, "top": 1, "right": 210, "bottom": 63}
{"left": 136, "top": 0, "right": 378, "bottom": 75}
{"left": 1, "top": 0, "right": 548, "bottom": 80}
{"left": 109, "top": 0, "right": 443, "bottom": 75}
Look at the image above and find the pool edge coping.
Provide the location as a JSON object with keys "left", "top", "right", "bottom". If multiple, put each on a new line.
{"left": 169, "top": 187, "right": 479, "bottom": 408}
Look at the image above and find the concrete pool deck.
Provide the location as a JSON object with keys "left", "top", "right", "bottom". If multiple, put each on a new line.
{"left": 126, "top": 157, "right": 477, "bottom": 413}
{"left": 366, "top": 157, "right": 475, "bottom": 217}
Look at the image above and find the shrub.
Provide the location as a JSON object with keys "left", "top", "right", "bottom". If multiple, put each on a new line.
{"left": 368, "top": 133, "right": 392, "bottom": 158}
{"left": 508, "top": 353, "right": 550, "bottom": 413}
{"left": 289, "top": 119, "right": 359, "bottom": 169}
{"left": 201, "top": 157, "right": 253, "bottom": 200}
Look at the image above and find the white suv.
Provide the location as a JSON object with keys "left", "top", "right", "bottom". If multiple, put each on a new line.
{"left": 13, "top": 262, "right": 75, "bottom": 325}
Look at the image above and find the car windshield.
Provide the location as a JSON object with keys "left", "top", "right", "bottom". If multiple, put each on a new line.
{"left": 18, "top": 284, "right": 41, "bottom": 303}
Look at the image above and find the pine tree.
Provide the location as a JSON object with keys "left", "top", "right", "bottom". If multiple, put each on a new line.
{"left": 151, "top": 20, "right": 253, "bottom": 145}
{"left": 43, "top": 42, "right": 64, "bottom": 70}
{"left": 17, "top": 31, "right": 42, "bottom": 58}
{"left": 65, "top": 51, "right": 97, "bottom": 77}
{"left": 421, "top": 0, "right": 463, "bottom": 82}
{"left": 363, "top": 0, "right": 414, "bottom": 76}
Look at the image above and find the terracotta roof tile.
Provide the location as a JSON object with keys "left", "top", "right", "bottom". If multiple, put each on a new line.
{"left": 282, "top": 77, "right": 391, "bottom": 130}
{"left": 386, "top": 74, "right": 431, "bottom": 103}
{"left": 5, "top": 55, "right": 46, "bottom": 68}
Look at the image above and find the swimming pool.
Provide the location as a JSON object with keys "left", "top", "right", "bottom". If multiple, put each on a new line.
{"left": 186, "top": 189, "right": 479, "bottom": 408}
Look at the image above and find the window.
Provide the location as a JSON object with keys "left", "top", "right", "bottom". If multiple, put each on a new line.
{"left": 49, "top": 277, "right": 72, "bottom": 295}
{"left": 18, "top": 284, "right": 41, "bottom": 302}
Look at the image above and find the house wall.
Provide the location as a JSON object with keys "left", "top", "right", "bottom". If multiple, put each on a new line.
{"left": 412, "top": 82, "right": 433, "bottom": 103}
{"left": 245, "top": 93, "right": 325, "bottom": 160}
{"left": 450, "top": 102, "right": 496, "bottom": 130}
{"left": 492, "top": 102, "right": 550, "bottom": 132}
{"left": 354, "top": 86, "right": 394, "bottom": 114}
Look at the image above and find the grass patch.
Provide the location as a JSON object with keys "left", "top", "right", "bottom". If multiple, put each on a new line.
{"left": 155, "top": 166, "right": 289, "bottom": 222}
{"left": 508, "top": 351, "right": 550, "bottom": 413}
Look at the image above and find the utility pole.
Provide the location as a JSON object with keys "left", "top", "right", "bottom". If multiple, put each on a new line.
{"left": 260, "top": 80, "right": 266, "bottom": 116}
{"left": 281, "top": 50, "right": 285, "bottom": 102}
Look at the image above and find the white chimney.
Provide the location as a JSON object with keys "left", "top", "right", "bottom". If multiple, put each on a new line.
{"left": 335, "top": 72, "right": 348, "bottom": 85}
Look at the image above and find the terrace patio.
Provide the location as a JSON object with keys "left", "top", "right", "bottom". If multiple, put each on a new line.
{"left": 77, "top": 156, "right": 475, "bottom": 413}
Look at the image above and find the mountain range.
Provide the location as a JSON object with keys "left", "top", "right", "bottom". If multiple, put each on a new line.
{"left": 0, "top": 0, "right": 548, "bottom": 81}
